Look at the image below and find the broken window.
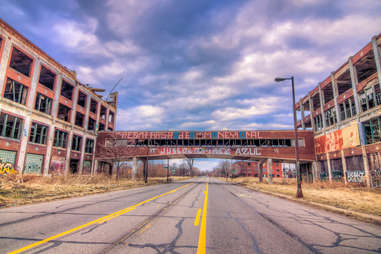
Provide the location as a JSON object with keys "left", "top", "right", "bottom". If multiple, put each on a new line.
{"left": 108, "top": 127, "right": 113, "bottom": 131}
{"left": 88, "top": 117, "right": 95, "bottom": 131}
{"left": 72, "top": 135, "right": 82, "bottom": 151}
{"left": 90, "top": 98, "right": 97, "bottom": 113}
{"left": 325, "top": 107, "right": 337, "bottom": 127}
{"left": 57, "top": 104, "right": 71, "bottom": 122}
{"left": 35, "top": 93, "right": 52, "bottom": 115}
{"left": 9, "top": 47, "right": 33, "bottom": 76}
{"left": 359, "top": 88, "right": 376, "bottom": 112}
{"left": 4, "top": 78, "right": 28, "bottom": 105}
{"left": 109, "top": 111, "right": 114, "bottom": 123}
{"left": 77, "top": 90, "right": 87, "bottom": 107}
{"left": 0, "top": 112, "right": 22, "bottom": 139}
{"left": 85, "top": 138, "right": 94, "bottom": 153}
{"left": 312, "top": 93, "right": 320, "bottom": 110}
{"left": 29, "top": 122, "right": 48, "bottom": 144}
{"left": 322, "top": 83, "right": 333, "bottom": 103}
{"left": 53, "top": 129, "right": 68, "bottom": 148}
{"left": 61, "top": 80, "right": 73, "bottom": 100}
{"left": 98, "top": 123, "right": 105, "bottom": 131}
{"left": 100, "top": 105, "right": 107, "bottom": 120}
{"left": 75, "top": 112, "right": 84, "bottom": 127}
{"left": 314, "top": 114, "right": 323, "bottom": 131}
{"left": 364, "top": 117, "right": 381, "bottom": 144}
{"left": 38, "top": 65, "right": 56, "bottom": 90}
{"left": 336, "top": 69, "right": 352, "bottom": 95}
{"left": 355, "top": 51, "right": 377, "bottom": 84}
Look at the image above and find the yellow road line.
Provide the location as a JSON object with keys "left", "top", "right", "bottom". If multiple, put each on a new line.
{"left": 8, "top": 183, "right": 192, "bottom": 254}
{"left": 194, "top": 208, "right": 202, "bottom": 226}
{"left": 197, "top": 182, "right": 208, "bottom": 254}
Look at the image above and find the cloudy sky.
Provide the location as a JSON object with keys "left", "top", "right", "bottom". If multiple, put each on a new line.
{"left": 1, "top": 0, "right": 381, "bottom": 170}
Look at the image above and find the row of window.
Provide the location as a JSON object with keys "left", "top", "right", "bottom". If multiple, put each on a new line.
{"left": 0, "top": 112, "right": 94, "bottom": 153}
{"left": 5, "top": 46, "right": 115, "bottom": 122}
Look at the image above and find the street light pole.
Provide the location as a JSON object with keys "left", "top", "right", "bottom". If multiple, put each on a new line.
{"left": 275, "top": 76, "right": 303, "bottom": 198}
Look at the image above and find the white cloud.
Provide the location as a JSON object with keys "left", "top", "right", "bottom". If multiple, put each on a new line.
{"left": 212, "top": 97, "right": 285, "bottom": 121}
{"left": 116, "top": 105, "right": 165, "bottom": 130}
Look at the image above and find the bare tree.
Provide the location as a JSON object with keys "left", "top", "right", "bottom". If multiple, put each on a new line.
{"left": 185, "top": 157, "right": 194, "bottom": 177}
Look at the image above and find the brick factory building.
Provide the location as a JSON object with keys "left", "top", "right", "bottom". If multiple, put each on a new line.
{"left": 0, "top": 19, "right": 117, "bottom": 175}
{"left": 296, "top": 34, "right": 381, "bottom": 187}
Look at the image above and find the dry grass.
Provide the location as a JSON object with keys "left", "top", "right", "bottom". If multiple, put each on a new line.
{"left": 227, "top": 177, "right": 381, "bottom": 217}
{"left": 0, "top": 175, "right": 190, "bottom": 208}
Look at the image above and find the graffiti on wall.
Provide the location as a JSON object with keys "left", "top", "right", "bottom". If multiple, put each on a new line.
{"left": 346, "top": 170, "right": 365, "bottom": 183}
{"left": 0, "top": 162, "right": 16, "bottom": 175}
{"left": 50, "top": 156, "right": 66, "bottom": 174}
{"left": 315, "top": 123, "right": 360, "bottom": 154}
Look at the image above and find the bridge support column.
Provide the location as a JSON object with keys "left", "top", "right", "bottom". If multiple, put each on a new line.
{"left": 132, "top": 157, "right": 137, "bottom": 180}
{"left": 267, "top": 158, "right": 273, "bottom": 184}
{"left": 143, "top": 158, "right": 148, "bottom": 184}
{"left": 259, "top": 162, "right": 263, "bottom": 183}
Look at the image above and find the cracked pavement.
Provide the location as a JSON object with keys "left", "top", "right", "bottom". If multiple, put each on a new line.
{"left": 0, "top": 177, "right": 380, "bottom": 253}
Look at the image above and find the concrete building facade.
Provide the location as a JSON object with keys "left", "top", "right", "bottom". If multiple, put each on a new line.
{"left": 296, "top": 34, "right": 381, "bottom": 187}
{"left": 0, "top": 19, "right": 117, "bottom": 176}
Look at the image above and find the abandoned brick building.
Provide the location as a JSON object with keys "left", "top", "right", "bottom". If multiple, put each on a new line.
{"left": 0, "top": 19, "right": 117, "bottom": 175}
{"left": 296, "top": 34, "right": 381, "bottom": 187}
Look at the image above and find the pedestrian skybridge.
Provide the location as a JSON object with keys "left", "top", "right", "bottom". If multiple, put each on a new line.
{"left": 95, "top": 130, "right": 315, "bottom": 162}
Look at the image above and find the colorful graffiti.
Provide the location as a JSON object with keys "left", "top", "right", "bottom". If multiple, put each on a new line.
{"left": 115, "top": 130, "right": 261, "bottom": 140}
{"left": 346, "top": 170, "right": 365, "bottom": 183}
{"left": 50, "top": 156, "right": 65, "bottom": 174}
{"left": 150, "top": 147, "right": 262, "bottom": 156}
{"left": 0, "top": 162, "right": 16, "bottom": 175}
{"left": 315, "top": 123, "right": 360, "bottom": 154}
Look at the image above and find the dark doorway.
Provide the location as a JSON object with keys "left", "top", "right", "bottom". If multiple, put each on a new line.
{"left": 70, "top": 159, "right": 79, "bottom": 174}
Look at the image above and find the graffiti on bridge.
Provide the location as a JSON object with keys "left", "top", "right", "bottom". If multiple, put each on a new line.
{"left": 0, "top": 162, "right": 16, "bottom": 175}
{"left": 346, "top": 170, "right": 365, "bottom": 183}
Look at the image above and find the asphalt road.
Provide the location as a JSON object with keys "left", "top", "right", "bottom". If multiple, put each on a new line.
{"left": 1, "top": 177, "right": 381, "bottom": 254}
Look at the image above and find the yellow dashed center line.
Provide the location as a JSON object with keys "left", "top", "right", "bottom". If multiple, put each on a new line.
{"left": 194, "top": 208, "right": 202, "bottom": 226}
{"left": 8, "top": 183, "right": 192, "bottom": 254}
{"left": 197, "top": 182, "right": 208, "bottom": 254}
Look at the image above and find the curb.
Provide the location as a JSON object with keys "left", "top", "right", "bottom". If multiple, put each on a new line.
{"left": 239, "top": 184, "right": 381, "bottom": 226}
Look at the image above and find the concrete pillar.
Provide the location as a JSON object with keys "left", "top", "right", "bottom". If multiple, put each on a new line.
{"left": 26, "top": 59, "right": 41, "bottom": 110}
{"left": 78, "top": 133, "right": 86, "bottom": 174}
{"left": 70, "top": 85, "right": 79, "bottom": 125}
{"left": 371, "top": 36, "right": 381, "bottom": 87}
{"left": 17, "top": 115, "right": 32, "bottom": 173}
{"left": 308, "top": 96, "right": 315, "bottom": 131}
{"left": 64, "top": 130, "right": 73, "bottom": 176}
{"left": 311, "top": 161, "right": 318, "bottom": 182}
{"left": 267, "top": 158, "right": 272, "bottom": 184}
{"left": 348, "top": 57, "right": 361, "bottom": 115}
{"left": 0, "top": 37, "right": 12, "bottom": 93}
{"left": 258, "top": 162, "right": 263, "bottom": 183}
{"left": 331, "top": 73, "right": 341, "bottom": 123}
{"left": 362, "top": 146, "right": 372, "bottom": 188}
{"left": 341, "top": 150, "right": 348, "bottom": 184}
{"left": 51, "top": 74, "right": 62, "bottom": 119}
{"left": 92, "top": 159, "right": 98, "bottom": 175}
{"left": 300, "top": 105, "right": 305, "bottom": 130}
{"left": 84, "top": 93, "right": 91, "bottom": 131}
{"left": 318, "top": 85, "right": 327, "bottom": 129}
{"left": 43, "top": 125, "right": 55, "bottom": 176}
{"left": 132, "top": 157, "right": 137, "bottom": 180}
{"left": 326, "top": 153, "right": 332, "bottom": 182}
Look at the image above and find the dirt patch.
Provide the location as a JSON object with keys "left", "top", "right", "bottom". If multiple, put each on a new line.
{"left": 0, "top": 175, "right": 190, "bottom": 208}
{"left": 227, "top": 177, "right": 381, "bottom": 217}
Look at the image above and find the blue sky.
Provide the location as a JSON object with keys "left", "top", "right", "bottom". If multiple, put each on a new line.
{"left": 1, "top": 0, "right": 381, "bottom": 170}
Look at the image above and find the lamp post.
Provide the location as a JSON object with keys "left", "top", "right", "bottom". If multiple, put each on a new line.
{"left": 274, "top": 76, "right": 303, "bottom": 198}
